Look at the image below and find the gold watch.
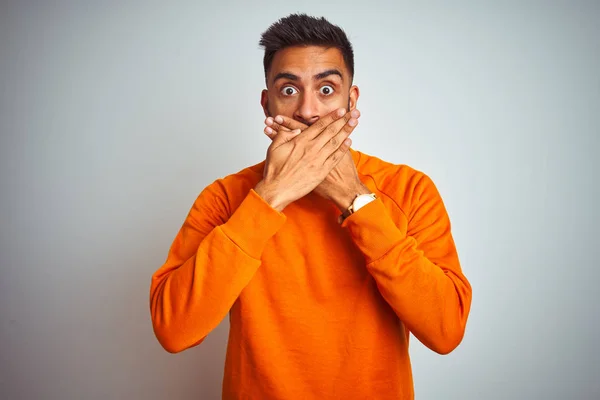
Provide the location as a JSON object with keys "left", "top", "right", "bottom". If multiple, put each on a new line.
{"left": 340, "top": 193, "right": 377, "bottom": 222}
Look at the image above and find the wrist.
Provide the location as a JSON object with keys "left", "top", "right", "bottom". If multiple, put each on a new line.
{"left": 333, "top": 181, "right": 371, "bottom": 212}
{"left": 254, "top": 180, "right": 289, "bottom": 212}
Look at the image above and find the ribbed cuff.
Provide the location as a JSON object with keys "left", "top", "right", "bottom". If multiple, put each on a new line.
{"left": 341, "top": 199, "right": 407, "bottom": 264}
{"left": 220, "top": 189, "right": 287, "bottom": 259}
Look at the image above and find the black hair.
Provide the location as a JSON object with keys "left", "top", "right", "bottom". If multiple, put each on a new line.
{"left": 259, "top": 14, "right": 354, "bottom": 84}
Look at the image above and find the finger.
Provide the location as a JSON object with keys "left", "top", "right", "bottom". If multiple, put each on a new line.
{"left": 271, "top": 128, "right": 302, "bottom": 149}
{"left": 264, "top": 126, "right": 276, "bottom": 140}
{"left": 264, "top": 126, "right": 300, "bottom": 142}
{"left": 265, "top": 122, "right": 292, "bottom": 136}
{"left": 265, "top": 124, "right": 296, "bottom": 141}
{"left": 324, "top": 138, "right": 352, "bottom": 169}
{"left": 302, "top": 107, "right": 347, "bottom": 140}
{"left": 314, "top": 109, "right": 360, "bottom": 150}
{"left": 265, "top": 117, "right": 291, "bottom": 132}
{"left": 272, "top": 115, "right": 309, "bottom": 132}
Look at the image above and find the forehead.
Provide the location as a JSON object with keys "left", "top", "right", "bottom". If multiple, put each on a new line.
{"left": 268, "top": 45, "right": 348, "bottom": 83}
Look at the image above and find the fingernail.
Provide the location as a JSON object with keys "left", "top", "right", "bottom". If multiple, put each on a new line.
{"left": 344, "top": 138, "right": 352, "bottom": 146}
{"left": 292, "top": 129, "right": 301, "bottom": 134}
{"left": 337, "top": 108, "right": 346, "bottom": 117}
{"left": 351, "top": 109, "right": 360, "bottom": 118}
{"left": 348, "top": 118, "right": 357, "bottom": 127}
{"left": 266, "top": 117, "right": 273, "bottom": 126}
{"left": 266, "top": 127, "right": 273, "bottom": 134}
{"left": 275, "top": 116, "right": 283, "bottom": 124}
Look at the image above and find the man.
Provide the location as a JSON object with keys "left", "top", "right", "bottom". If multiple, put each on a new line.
{"left": 150, "top": 13, "right": 472, "bottom": 400}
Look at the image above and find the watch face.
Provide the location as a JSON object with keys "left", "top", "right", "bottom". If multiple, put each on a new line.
{"left": 353, "top": 194, "right": 375, "bottom": 211}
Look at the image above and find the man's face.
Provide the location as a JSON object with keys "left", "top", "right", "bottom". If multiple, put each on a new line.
{"left": 261, "top": 46, "right": 359, "bottom": 126}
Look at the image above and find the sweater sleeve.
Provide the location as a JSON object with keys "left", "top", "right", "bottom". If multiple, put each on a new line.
{"left": 341, "top": 174, "right": 472, "bottom": 354}
{"left": 150, "top": 184, "right": 286, "bottom": 353}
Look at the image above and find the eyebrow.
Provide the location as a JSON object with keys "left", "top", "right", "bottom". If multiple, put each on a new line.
{"left": 314, "top": 69, "right": 343, "bottom": 81}
{"left": 272, "top": 69, "right": 344, "bottom": 84}
{"left": 273, "top": 72, "right": 299, "bottom": 83}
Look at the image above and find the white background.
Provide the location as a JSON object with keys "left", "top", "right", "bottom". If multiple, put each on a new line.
{"left": 1, "top": 1, "right": 599, "bottom": 399}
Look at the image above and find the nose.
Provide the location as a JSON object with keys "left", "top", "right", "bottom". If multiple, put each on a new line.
{"left": 293, "top": 92, "right": 320, "bottom": 125}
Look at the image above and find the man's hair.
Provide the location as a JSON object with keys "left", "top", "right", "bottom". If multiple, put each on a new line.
{"left": 259, "top": 14, "right": 354, "bottom": 84}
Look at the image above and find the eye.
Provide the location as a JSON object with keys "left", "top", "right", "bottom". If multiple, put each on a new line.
{"left": 281, "top": 86, "right": 298, "bottom": 96}
{"left": 320, "top": 85, "right": 335, "bottom": 96}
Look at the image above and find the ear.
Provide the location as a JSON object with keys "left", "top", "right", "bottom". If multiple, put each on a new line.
{"left": 349, "top": 85, "right": 360, "bottom": 110}
{"left": 261, "top": 89, "right": 270, "bottom": 117}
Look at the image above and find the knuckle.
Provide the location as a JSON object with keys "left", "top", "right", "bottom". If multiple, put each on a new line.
{"left": 295, "top": 134, "right": 308, "bottom": 145}
{"left": 326, "top": 123, "right": 337, "bottom": 136}
{"left": 330, "top": 136, "right": 338, "bottom": 147}
{"left": 315, "top": 119, "right": 326, "bottom": 130}
{"left": 302, "top": 144, "right": 313, "bottom": 157}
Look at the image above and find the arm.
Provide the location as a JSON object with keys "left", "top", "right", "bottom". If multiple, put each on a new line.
{"left": 150, "top": 184, "right": 286, "bottom": 353}
{"left": 152, "top": 108, "right": 358, "bottom": 353}
{"left": 342, "top": 174, "right": 472, "bottom": 354}
{"left": 264, "top": 113, "right": 471, "bottom": 352}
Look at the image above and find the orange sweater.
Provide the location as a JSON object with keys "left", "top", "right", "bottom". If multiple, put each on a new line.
{"left": 150, "top": 149, "right": 472, "bottom": 399}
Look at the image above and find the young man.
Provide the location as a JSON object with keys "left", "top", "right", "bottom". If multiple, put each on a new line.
{"left": 150, "top": 14, "right": 472, "bottom": 400}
